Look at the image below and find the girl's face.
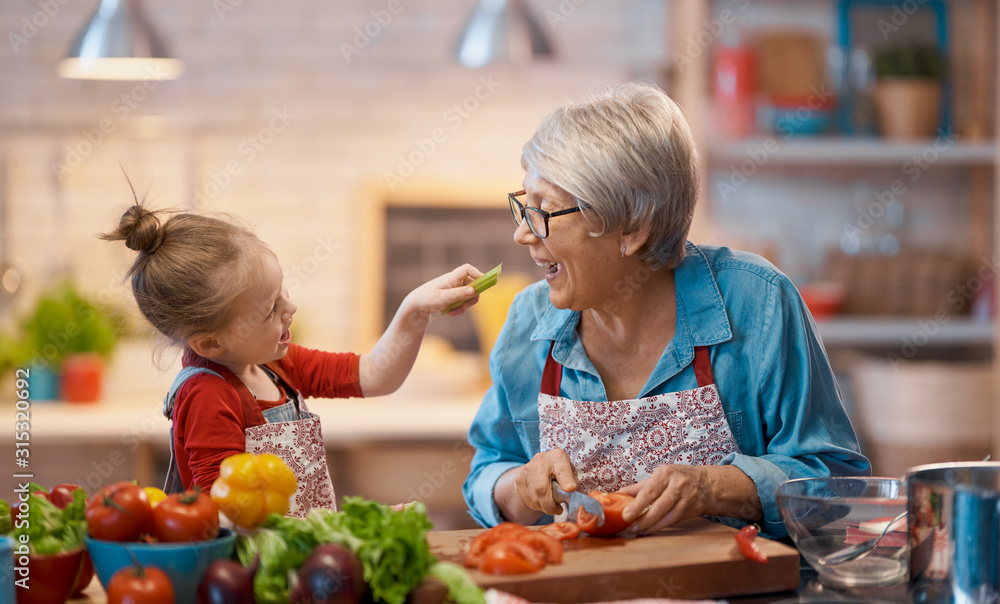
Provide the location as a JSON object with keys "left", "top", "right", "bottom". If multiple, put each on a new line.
{"left": 218, "top": 254, "right": 297, "bottom": 366}
{"left": 514, "top": 166, "right": 621, "bottom": 311}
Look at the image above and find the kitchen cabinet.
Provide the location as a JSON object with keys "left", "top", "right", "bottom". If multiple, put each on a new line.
{"left": 668, "top": 0, "right": 1000, "bottom": 468}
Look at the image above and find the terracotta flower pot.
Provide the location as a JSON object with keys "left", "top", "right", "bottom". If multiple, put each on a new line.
{"left": 873, "top": 78, "right": 942, "bottom": 139}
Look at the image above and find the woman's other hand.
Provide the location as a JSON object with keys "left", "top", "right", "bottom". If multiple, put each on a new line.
{"left": 618, "top": 464, "right": 762, "bottom": 535}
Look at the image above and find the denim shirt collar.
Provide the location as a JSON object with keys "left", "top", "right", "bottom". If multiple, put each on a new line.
{"left": 529, "top": 241, "right": 733, "bottom": 389}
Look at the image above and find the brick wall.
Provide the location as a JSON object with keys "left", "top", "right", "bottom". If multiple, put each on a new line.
{"left": 0, "top": 0, "right": 668, "bottom": 355}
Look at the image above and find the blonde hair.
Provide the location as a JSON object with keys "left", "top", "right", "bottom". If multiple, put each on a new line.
{"left": 521, "top": 81, "right": 701, "bottom": 270}
{"left": 100, "top": 183, "right": 274, "bottom": 347}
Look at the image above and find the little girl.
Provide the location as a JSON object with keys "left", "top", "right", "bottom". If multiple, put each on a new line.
{"left": 102, "top": 201, "right": 484, "bottom": 516}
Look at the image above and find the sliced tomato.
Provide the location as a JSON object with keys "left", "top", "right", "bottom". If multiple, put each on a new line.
{"left": 539, "top": 521, "right": 580, "bottom": 541}
{"left": 576, "top": 491, "right": 636, "bottom": 537}
{"left": 517, "top": 531, "right": 563, "bottom": 564}
{"left": 479, "top": 541, "right": 545, "bottom": 575}
{"left": 465, "top": 523, "right": 521, "bottom": 567}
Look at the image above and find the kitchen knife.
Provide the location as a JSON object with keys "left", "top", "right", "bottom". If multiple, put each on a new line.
{"left": 551, "top": 480, "right": 604, "bottom": 526}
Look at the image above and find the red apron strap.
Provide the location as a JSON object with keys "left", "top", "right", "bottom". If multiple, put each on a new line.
{"left": 693, "top": 346, "right": 714, "bottom": 388}
{"left": 540, "top": 341, "right": 562, "bottom": 397}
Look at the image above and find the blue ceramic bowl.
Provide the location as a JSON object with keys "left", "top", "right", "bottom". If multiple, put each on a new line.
{"left": 84, "top": 529, "right": 236, "bottom": 603}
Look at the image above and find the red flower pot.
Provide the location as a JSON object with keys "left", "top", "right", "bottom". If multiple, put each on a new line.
{"left": 61, "top": 354, "right": 104, "bottom": 403}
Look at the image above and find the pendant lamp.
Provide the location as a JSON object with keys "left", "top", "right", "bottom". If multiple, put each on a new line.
{"left": 59, "top": 0, "right": 182, "bottom": 81}
{"left": 454, "top": 0, "right": 553, "bottom": 69}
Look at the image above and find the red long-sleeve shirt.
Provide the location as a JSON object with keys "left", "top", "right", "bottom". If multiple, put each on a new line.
{"left": 171, "top": 343, "right": 363, "bottom": 491}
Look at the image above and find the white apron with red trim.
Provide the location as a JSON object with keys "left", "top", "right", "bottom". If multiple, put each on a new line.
{"left": 163, "top": 367, "right": 337, "bottom": 517}
{"left": 538, "top": 345, "right": 740, "bottom": 494}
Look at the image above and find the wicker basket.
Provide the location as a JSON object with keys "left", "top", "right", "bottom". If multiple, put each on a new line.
{"left": 823, "top": 250, "right": 972, "bottom": 316}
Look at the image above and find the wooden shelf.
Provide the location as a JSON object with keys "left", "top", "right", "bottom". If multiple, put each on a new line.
{"left": 707, "top": 137, "right": 996, "bottom": 167}
{"left": 817, "top": 317, "right": 993, "bottom": 347}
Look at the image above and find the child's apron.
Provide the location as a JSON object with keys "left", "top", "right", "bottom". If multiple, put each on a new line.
{"left": 162, "top": 366, "right": 337, "bottom": 516}
{"left": 538, "top": 345, "right": 740, "bottom": 494}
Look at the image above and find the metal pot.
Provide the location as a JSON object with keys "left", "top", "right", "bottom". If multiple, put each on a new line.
{"left": 907, "top": 462, "right": 1000, "bottom": 604}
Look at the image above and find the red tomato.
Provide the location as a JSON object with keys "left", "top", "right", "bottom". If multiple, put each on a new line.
{"left": 48, "top": 484, "right": 85, "bottom": 509}
{"left": 464, "top": 522, "right": 531, "bottom": 567}
{"left": 735, "top": 524, "right": 769, "bottom": 564}
{"left": 86, "top": 482, "right": 153, "bottom": 542}
{"left": 151, "top": 488, "right": 220, "bottom": 542}
{"left": 539, "top": 522, "right": 581, "bottom": 541}
{"left": 576, "top": 491, "right": 635, "bottom": 536}
{"left": 107, "top": 562, "right": 175, "bottom": 604}
{"left": 479, "top": 541, "right": 544, "bottom": 575}
{"left": 517, "top": 531, "right": 563, "bottom": 564}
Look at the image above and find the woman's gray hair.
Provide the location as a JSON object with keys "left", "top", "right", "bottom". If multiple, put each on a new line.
{"left": 521, "top": 81, "right": 701, "bottom": 270}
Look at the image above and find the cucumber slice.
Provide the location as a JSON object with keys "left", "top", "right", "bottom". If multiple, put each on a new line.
{"left": 441, "top": 263, "right": 502, "bottom": 314}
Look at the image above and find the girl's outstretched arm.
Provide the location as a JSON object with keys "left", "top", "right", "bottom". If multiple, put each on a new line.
{"left": 359, "top": 264, "right": 482, "bottom": 397}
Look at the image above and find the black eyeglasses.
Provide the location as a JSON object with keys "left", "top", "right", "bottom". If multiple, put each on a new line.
{"left": 508, "top": 190, "right": 582, "bottom": 239}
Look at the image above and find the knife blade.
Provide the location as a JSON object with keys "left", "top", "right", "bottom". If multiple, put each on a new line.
{"left": 551, "top": 480, "right": 604, "bottom": 527}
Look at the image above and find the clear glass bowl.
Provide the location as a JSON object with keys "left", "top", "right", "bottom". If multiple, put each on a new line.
{"left": 776, "top": 477, "right": 908, "bottom": 588}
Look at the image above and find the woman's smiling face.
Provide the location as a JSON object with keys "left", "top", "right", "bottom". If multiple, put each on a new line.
{"left": 514, "top": 166, "right": 621, "bottom": 311}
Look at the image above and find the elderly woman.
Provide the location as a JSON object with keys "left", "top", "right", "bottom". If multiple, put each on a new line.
{"left": 462, "top": 81, "right": 870, "bottom": 537}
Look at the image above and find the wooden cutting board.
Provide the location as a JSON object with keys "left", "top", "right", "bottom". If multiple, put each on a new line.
{"left": 412, "top": 518, "right": 800, "bottom": 603}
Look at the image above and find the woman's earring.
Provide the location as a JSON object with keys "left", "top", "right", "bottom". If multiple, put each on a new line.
{"left": 621, "top": 247, "right": 626, "bottom": 258}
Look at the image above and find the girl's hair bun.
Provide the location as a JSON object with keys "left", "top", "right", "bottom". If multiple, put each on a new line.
{"left": 118, "top": 205, "right": 164, "bottom": 253}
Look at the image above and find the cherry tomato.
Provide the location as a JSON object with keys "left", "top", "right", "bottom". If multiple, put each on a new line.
{"left": 479, "top": 541, "right": 544, "bottom": 575}
{"left": 539, "top": 522, "right": 581, "bottom": 541}
{"left": 86, "top": 482, "right": 153, "bottom": 542}
{"left": 107, "top": 560, "right": 175, "bottom": 604}
{"left": 151, "top": 487, "right": 220, "bottom": 542}
{"left": 575, "top": 491, "right": 635, "bottom": 537}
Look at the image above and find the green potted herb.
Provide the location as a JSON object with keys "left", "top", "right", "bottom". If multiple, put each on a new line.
{"left": 16, "top": 281, "right": 121, "bottom": 402}
{"left": 872, "top": 41, "right": 945, "bottom": 139}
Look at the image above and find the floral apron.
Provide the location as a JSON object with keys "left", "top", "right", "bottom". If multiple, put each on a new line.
{"left": 538, "top": 344, "right": 740, "bottom": 494}
{"left": 162, "top": 366, "right": 337, "bottom": 516}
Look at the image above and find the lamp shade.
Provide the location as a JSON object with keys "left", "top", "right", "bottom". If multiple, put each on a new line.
{"left": 454, "top": 0, "right": 553, "bottom": 69}
{"left": 59, "top": 0, "right": 182, "bottom": 80}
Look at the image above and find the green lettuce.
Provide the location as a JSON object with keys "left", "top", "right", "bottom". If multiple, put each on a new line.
{"left": 236, "top": 497, "right": 481, "bottom": 604}
{"left": 11, "top": 488, "right": 87, "bottom": 555}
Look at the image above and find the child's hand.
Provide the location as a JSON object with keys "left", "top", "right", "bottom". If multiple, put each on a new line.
{"left": 404, "top": 264, "right": 483, "bottom": 317}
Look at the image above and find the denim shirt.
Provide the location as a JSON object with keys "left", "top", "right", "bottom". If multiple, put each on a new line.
{"left": 462, "top": 242, "right": 870, "bottom": 537}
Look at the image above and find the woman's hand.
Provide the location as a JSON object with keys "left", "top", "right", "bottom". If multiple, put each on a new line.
{"left": 403, "top": 264, "right": 483, "bottom": 318}
{"left": 617, "top": 464, "right": 762, "bottom": 535}
{"left": 495, "top": 449, "right": 579, "bottom": 523}
{"left": 515, "top": 449, "right": 580, "bottom": 517}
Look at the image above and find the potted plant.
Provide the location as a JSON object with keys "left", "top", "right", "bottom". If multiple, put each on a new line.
{"left": 14, "top": 281, "right": 121, "bottom": 402}
{"left": 872, "top": 41, "right": 945, "bottom": 139}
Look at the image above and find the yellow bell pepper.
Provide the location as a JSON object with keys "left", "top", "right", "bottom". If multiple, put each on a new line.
{"left": 210, "top": 452, "right": 297, "bottom": 528}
